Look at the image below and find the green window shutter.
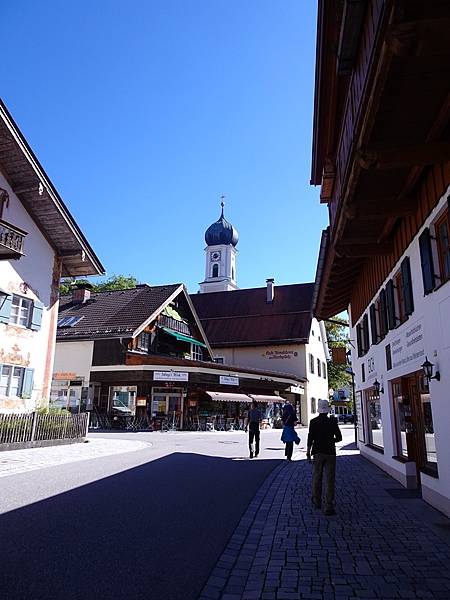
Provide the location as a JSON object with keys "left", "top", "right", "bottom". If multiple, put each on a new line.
{"left": 362, "top": 314, "right": 370, "bottom": 353}
{"left": 369, "top": 304, "right": 378, "bottom": 345}
{"left": 379, "top": 289, "right": 388, "bottom": 338}
{"left": 401, "top": 257, "right": 414, "bottom": 316}
{"left": 30, "top": 301, "right": 44, "bottom": 331}
{"left": 21, "top": 368, "right": 34, "bottom": 398}
{"left": 386, "top": 280, "right": 397, "bottom": 330}
{"left": 0, "top": 294, "right": 12, "bottom": 324}
{"left": 419, "top": 228, "right": 435, "bottom": 294}
{"left": 356, "top": 323, "right": 363, "bottom": 357}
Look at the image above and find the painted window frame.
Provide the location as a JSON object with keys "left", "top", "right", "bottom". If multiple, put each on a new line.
{"left": 9, "top": 294, "right": 33, "bottom": 327}
{"left": 0, "top": 364, "right": 25, "bottom": 397}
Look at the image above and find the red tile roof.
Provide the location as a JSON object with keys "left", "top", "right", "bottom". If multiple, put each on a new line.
{"left": 190, "top": 283, "right": 314, "bottom": 347}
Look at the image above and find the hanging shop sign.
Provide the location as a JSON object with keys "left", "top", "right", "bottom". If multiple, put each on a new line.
{"left": 219, "top": 375, "right": 239, "bottom": 386}
{"left": 53, "top": 372, "right": 77, "bottom": 381}
{"left": 136, "top": 397, "right": 147, "bottom": 406}
{"left": 289, "top": 385, "right": 304, "bottom": 395}
{"left": 153, "top": 371, "right": 189, "bottom": 382}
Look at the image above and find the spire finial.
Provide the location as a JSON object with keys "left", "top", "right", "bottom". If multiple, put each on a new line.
{"left": 220, "top": 194, "right": 225, "bottom": 217}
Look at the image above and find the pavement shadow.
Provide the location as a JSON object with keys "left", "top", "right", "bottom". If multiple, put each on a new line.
{"left": 0, "top": 452, "right": 280, "bottom": 600}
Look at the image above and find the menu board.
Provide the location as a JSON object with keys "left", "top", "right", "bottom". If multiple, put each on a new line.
{"left": 355, "top": 391, "right": 365, "bottom": 443}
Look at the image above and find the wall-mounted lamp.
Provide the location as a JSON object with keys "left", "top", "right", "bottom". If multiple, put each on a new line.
{"left": 421, "top": 357, "right": 440, "bottom": 383}
{"left": 373, "top": 379, "right": 384, "bottom": 395}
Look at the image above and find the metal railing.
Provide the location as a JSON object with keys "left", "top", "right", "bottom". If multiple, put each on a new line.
{"left": 0, "top": 219, "right": 27, "bottom": 256}
{"left": 0, "top": 412, "right": 89, "bottom": 450}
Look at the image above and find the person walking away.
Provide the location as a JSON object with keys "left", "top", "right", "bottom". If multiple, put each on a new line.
{"left": 246, "top": 400, "right": 262, "bottom": 458}
{"left": 306, "top": 399, "right": 342, "bottom": 515}
{"left": 281, "top": 400, "right": 300, "bottom": 461}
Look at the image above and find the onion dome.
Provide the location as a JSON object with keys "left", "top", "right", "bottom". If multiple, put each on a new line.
{"left": 204, "top": 201, "right": 239, "bottom": 247}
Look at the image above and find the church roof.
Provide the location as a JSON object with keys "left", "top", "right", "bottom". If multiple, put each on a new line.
{"left": 204, "top": 202, "right": 239, "bottom": 247}
{"left": 190, "top": 283, "right": 314, "bottom": 347}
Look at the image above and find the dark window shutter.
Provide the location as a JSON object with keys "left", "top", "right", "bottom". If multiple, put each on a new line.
{"left": 401, "top": 257, "right": 414, "bottom": 316}
{"left": 419, "top": 228, "right": 435, "bottom": 294}
{"left": 356, "top": 324, "right": 362, "bottom": 357}
{"left": 21, "top": 368, "right": 34, "bottom": 398}
{"left": 386, "top": 280, "right": 396, "bottom": 330}
{"left": 0, "top": 293, "right": 12, "bottom": 324}
{"left": 369, "top": 304, "right": 378, "bottom": 344}
{"left": 362, "top": 314, "right": 370, "bottom": 352}
{"left": 379, "top": 289, "right": 388, "bottom": 338}
{"left": 30, "top": 301, "right": 44, "bottom": 331}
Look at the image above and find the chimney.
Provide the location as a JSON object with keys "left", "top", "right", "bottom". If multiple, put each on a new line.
{"left": 266, "top": 278, "right": 274, "bottom": 303}
{"left": 71, "top": 283, "right": 92, "bottom": 304}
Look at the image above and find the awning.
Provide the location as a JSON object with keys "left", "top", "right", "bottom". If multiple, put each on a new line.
{"left": 206, "top": 391, "right": 252, "bottom": 403}
{"left": 161, "top": 327, "right": 207, "bottom": 348}
{"left": 248, "top": 394, "right": 283, "bottom": 403}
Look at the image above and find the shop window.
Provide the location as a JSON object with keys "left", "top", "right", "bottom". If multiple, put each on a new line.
{"left": 392, "top": 381, "right": 408, "bottom": 459}
{"left": 311, "top": 397, "right": 316, "bottom": 413}
{"left": 317, "top": 359, "right": 321, "bottom": 377}
{"left": 309, "top": 353, "right": 314, "bottom": 373}
{"left": 436, "top": 210, "right": 450, "bottom": 284}
{"left": 109, "top": 386, "right": 137, "bottom": 415}
{"left": 212, "top": 264, "right": 219, "bottom": 278}
{"left": 365, "top": 388, "right": 384, "bottom": 450}
{"left": 419, "top": 228, "right": 436, "bottom": 294}
{"left": 419, "top": 375, "right": 437, "bottom": 472}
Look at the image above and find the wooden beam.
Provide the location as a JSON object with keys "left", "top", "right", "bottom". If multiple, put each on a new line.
{"left": 387, "top": 19, "right": 450, "bottom": 58}
{"left": 345, "top": 196, "right": 417, "bottom": 219}
{"left": 358, "top": 141, "right": 450, "bottom": 170}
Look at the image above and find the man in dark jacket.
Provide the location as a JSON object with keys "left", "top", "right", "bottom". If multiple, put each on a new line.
{"left": 246, "top": 400, "right": 262, "bottom": 458}
{"left": 306, "top": 399, "right": 342, "bottom": 515}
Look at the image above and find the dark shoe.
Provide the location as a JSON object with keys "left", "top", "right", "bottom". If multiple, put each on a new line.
{"left": 254, "top": 453, "right": 259, "bottom": 458}
{"left": 249, "top": 451, "right": 253, "bottom": 459}
{"left": 324, "top": 508, "right": 336, "bottom": 516}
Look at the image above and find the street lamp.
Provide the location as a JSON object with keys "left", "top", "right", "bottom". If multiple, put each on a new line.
{"left": 373, "top": 379, "right": 384, "bottom": 396}
{"left": 421, "top": 357, "right": 440, "bottom": 384}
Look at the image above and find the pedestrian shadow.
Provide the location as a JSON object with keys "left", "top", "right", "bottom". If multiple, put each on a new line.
{"left": 0, "top": 452, "right": 279, "bottom": 600}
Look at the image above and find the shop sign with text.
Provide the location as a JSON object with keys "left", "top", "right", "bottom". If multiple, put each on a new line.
{"left": 153, "top": 371, "right": 189, "bottom": 382}
{"left": 219, "top": 375, "right": 239, "bottom": 386}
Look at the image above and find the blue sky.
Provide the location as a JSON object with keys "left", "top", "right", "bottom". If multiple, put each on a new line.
{"left": 3, "top": 1, "right": 327, "bottom": 292}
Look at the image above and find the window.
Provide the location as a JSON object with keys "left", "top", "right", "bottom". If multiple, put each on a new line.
{"left": 322, "top": 362, "right": 326, "bottom": 379}
{"left": 436, "top": 210, "right": 450, "bottom": 284}
{"left": 110, "top": 386, "right": 137, "bottom": 414}
{"left": 395, "top": 272, "right": 406, "bottom": 325}
{"left": 361, "top": 363, "right": 365, "bottom": 383}
{"left": 400, "top": 257, "right": 414, "bottom": 316}
{"left": 309, "top": 353, "right": 314, "bottom": 374}
{"left": 0, "top": 365, "right": 27, "bottom": 397}
{"left": 386, "top": 280, "right": 398, "bottom": 330}
{"left": 9, "top": 295, "right": 32, "bottom": 327}
{"left": 369, "top": 303, "right": 379, "bottom": 345}
{"left": 365, "top": 388, "right": 384, "bottom": 450}
{"left": 212, "top": 264, "right": 219, "bottom": 278}
{"left": 232, "top": 267, "right": 235, "bottom": 280}
{"left": 385, "top": 344, "right": 392, "bottom": 371}
{"left": 137, "top": 331, "right": 150, "bottom": 351}
{"left": 191, "top": 344, "right": 203, "bottom": 361}
{"left": 214, "top": 357, "right": 224, "bottom": 364}
{"left": 357, "top": 323, "right": 363, "bottom": 357}
{"left": 317, "top": 359, "right": 321, "bottom": 377}
{"left": 379, "top": 289, "right": 388, "bottom": 339}
{"left": 311, "top": 397, "right": 316, "bottom": 413}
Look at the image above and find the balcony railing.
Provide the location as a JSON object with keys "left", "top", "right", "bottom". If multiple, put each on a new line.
{"left": 329, "top": 0, "right": 386, "bottom": 230}
{"left": 158, "top": 313, "right": 192, "bottom": 336}
{"left": 0, "top": 219, "right": 27, "bottom": 259}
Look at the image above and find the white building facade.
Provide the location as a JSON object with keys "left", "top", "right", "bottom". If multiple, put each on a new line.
{"left": 351, "top": 187, "right": 450, "bottom": 517}
{"left": 0, "top": 100, "right": 104, "bottom": 412}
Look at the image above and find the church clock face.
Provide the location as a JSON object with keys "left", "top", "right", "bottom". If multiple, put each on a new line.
{"left": 210, "top": 250, "right": 221, "bottom": 262}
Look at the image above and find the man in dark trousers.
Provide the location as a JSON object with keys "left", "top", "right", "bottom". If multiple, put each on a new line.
{"left": 246, "top": 400, "right": 262, "bottom": 458}
{"left": 306, "top": 399, "right": 342, "bottom": 515}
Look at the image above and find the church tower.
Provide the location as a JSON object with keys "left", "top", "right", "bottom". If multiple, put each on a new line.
{"left": 199, "top": 200, "right": 239, "bottom": 293}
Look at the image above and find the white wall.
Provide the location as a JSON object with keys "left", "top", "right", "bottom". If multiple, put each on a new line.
{"left": 0, "top": 172, "right": 56, "bottom": 412}
{"left": 303, "top": 318, "right": 329, "bottom": 422}
{"left": 351, "top": 186, "right": 450, "bottom": 516}
{"left": 53, "top": 341, "right": 94, "bottom": 384}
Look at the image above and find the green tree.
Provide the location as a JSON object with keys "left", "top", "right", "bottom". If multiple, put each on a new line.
{"left": 60, "top": 274, "right": 139, "bottom": 295}
{"left": 325, "top": 317, "right": 351, "bottom": 394}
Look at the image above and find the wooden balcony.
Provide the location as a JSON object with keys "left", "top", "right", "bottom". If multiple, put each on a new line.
{"left": 0, "top": 219, "right": 27, "bottom": 259}
{"left": 158, "top": 313, "right": 192, "bottom": 337}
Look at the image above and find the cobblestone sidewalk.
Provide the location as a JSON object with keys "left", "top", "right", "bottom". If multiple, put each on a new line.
{"left": 0, "top": 437, "right": 151, "bottom": 478}
{"left": 200, "top": 450, "right": 450, "bottom": 600}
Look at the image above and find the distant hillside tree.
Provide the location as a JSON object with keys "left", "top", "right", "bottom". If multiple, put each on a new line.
{"left": 325, "top": 317, "right": 351, "bottom": 394}
{"left": 60, "top": 274, "right": 139, "bottom": 296}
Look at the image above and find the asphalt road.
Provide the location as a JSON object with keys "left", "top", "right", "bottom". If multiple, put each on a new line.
{"left": 0, "top": 427, "right": 356, "bottom": 600}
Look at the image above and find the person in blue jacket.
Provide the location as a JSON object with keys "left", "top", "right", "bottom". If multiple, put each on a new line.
{"left": 281, "top": 400, "right": 300, "bottom": 461}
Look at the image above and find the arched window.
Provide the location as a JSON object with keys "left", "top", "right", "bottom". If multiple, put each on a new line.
{"left": 212, "top": 263, "right": 219, "bottom": 277}
{"left": 311, "top": 398, "right": 316, "bottom": 413}
{"left": 232, "top": 266, "right": 235, "bottom": 280}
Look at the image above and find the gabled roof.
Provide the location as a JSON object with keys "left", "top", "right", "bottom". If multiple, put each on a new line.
{"left": 0, "top": 99, "right": 104, "bottom": 276}
{"left": 190, "top": 283, "right": 314, "bottom": 347}
{"left": 57, "top": 284, "right": 182, "bottom": 340}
